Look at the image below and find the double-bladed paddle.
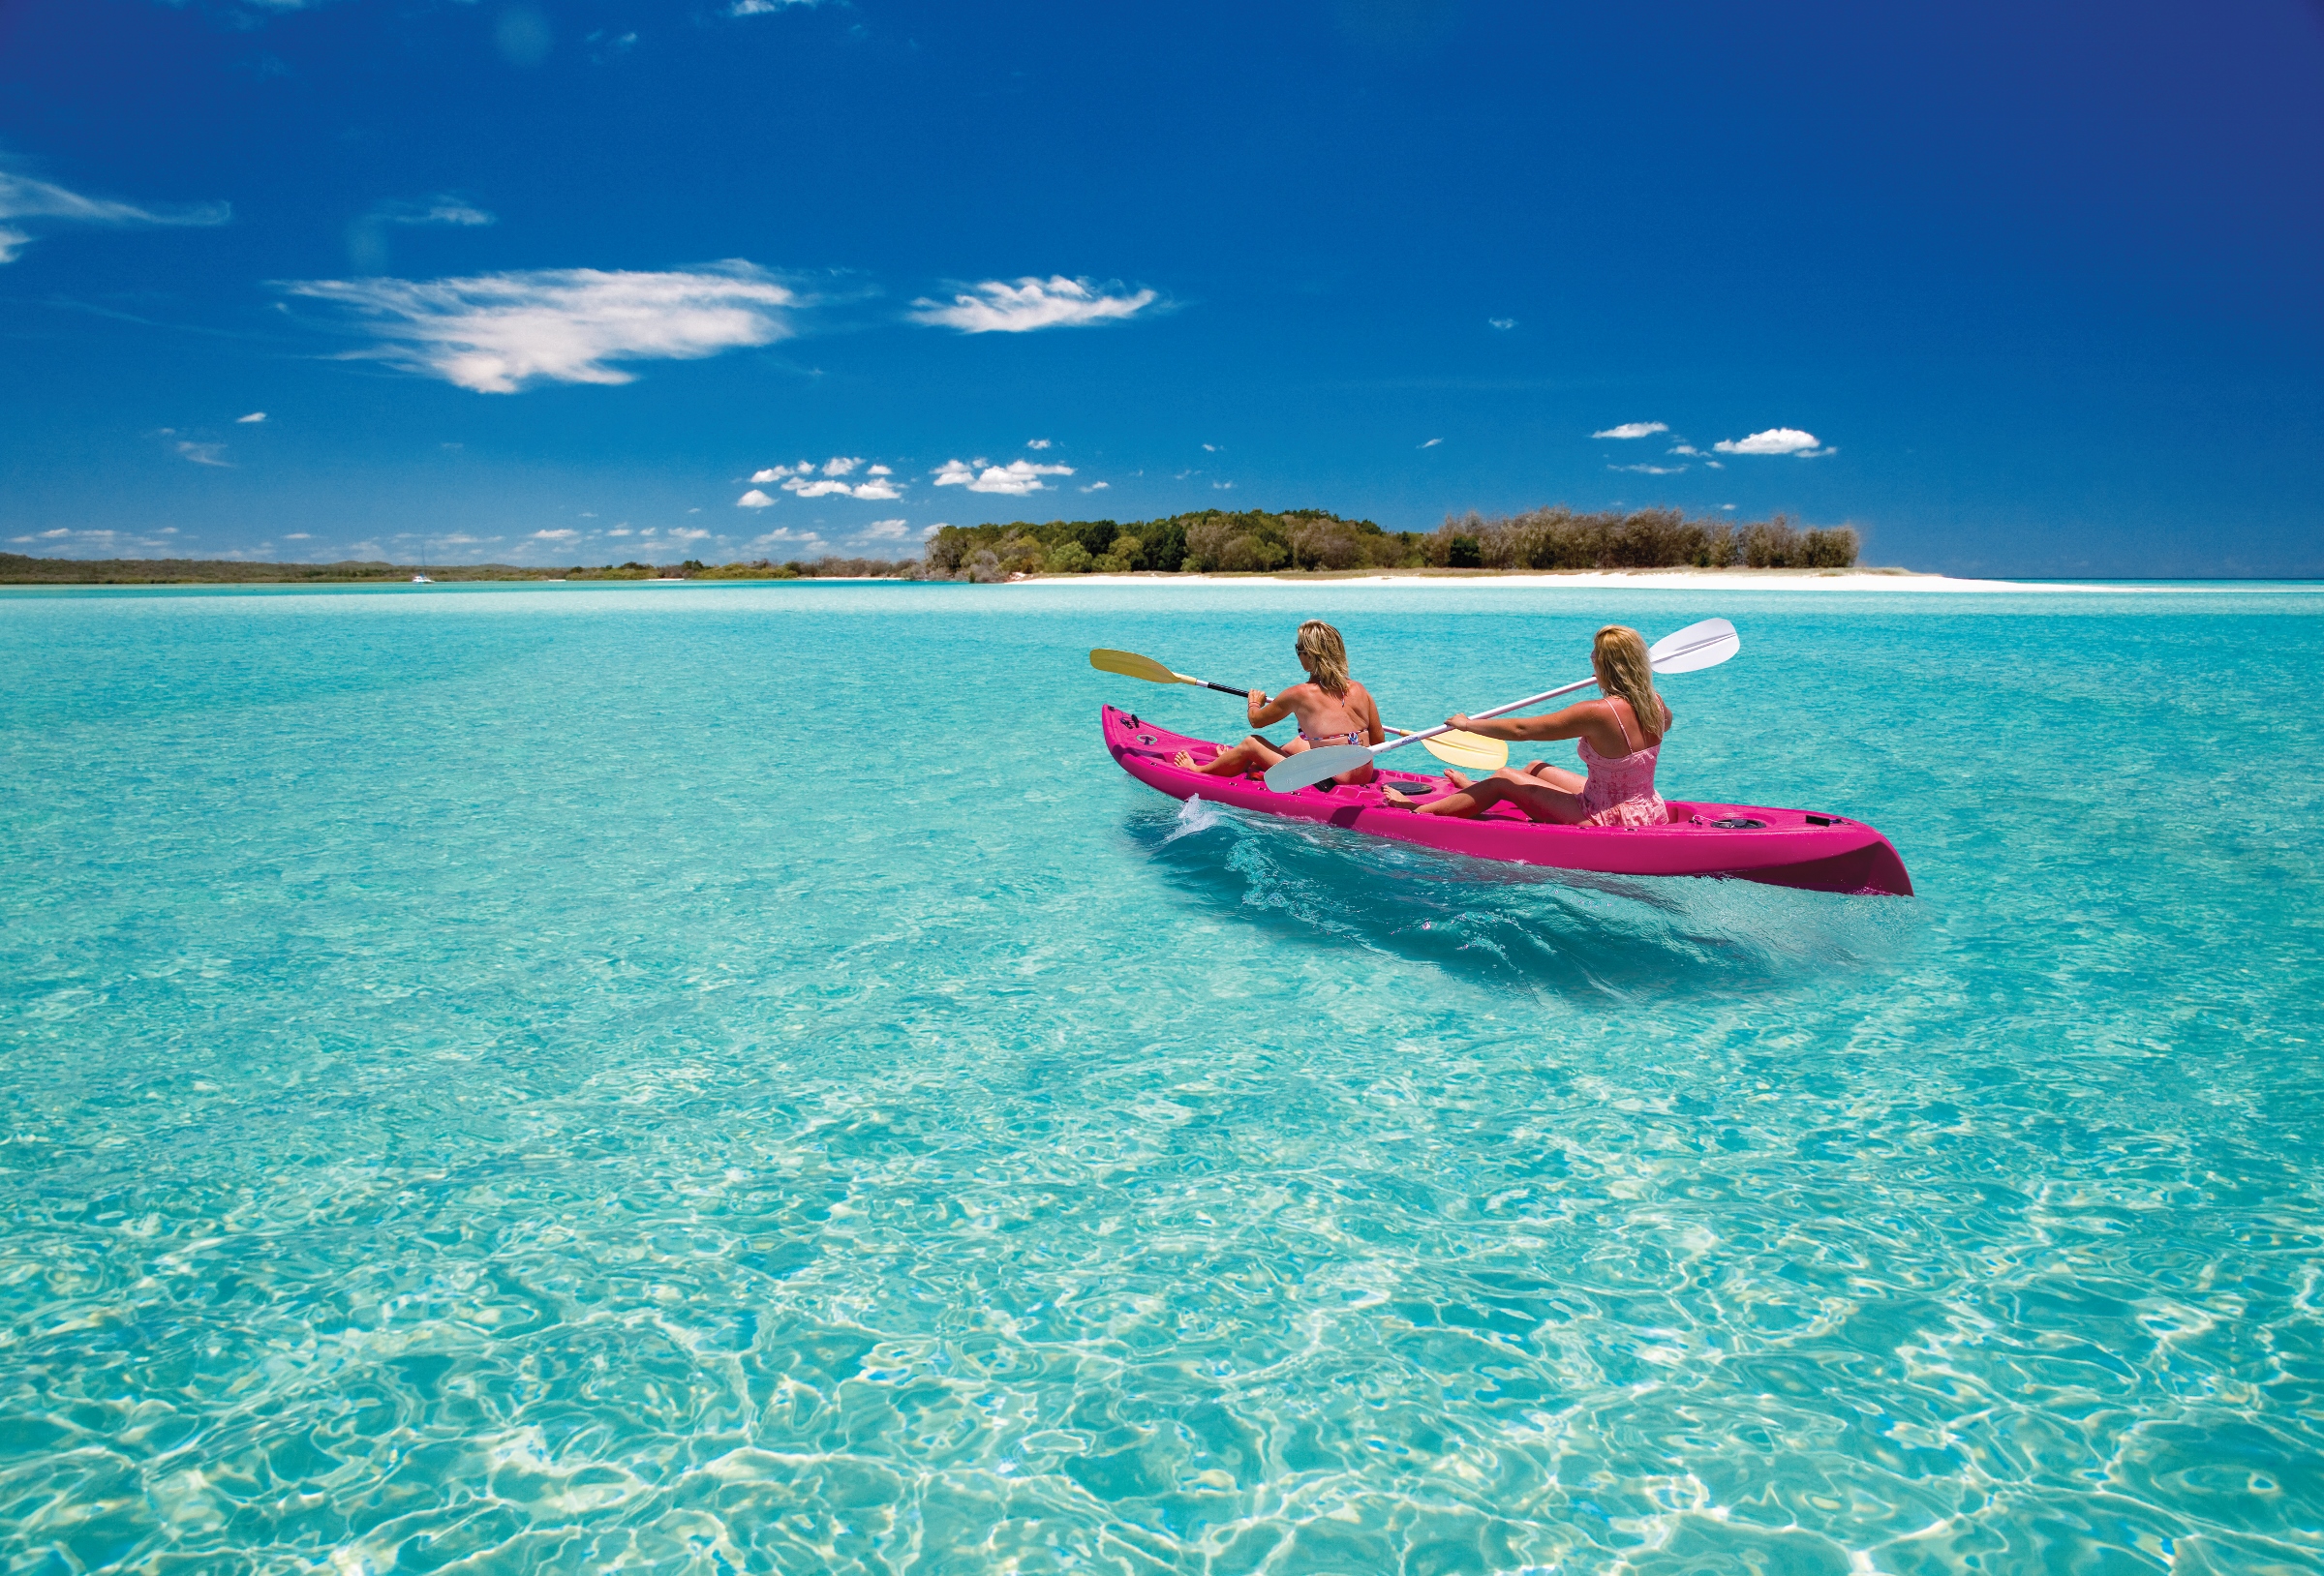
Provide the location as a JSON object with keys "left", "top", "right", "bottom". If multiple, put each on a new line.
{"left": 1087, "top": 648, "right": 1511, "bottom": 773}
{"left": 1259, "top": 617, "right": 1742, "bottom": 793}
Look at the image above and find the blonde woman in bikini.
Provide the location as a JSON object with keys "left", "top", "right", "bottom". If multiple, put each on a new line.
{"left": 1173, "top": 620, "right": 1384, "bottom": 787}
{"left": 1384, "top": 624, "right": 1671, "bottom": 826}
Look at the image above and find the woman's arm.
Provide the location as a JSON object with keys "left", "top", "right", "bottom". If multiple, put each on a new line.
{"left": 1246, "top": 685, "right": 1299, "bottom": 728}
{"left": 1446, "top": 700, "right": 1602, "bottom": 743}
{"left": 1352, "top": 683, "right": 1387, "bottom": 745}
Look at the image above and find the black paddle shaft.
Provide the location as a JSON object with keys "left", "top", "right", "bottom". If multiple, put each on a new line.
{"left": 1200, "top": 680, "right": 1265, "bottom": 700}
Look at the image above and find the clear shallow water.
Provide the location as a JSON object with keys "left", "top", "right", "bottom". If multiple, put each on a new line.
{"left": 1, "top": 581, "right": 2319, "bottom": 1574}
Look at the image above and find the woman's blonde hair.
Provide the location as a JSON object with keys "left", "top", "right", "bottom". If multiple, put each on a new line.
{"left": 1593, "top": 624, "right": 1670, "bottom": 743}
{"left": 1296, "top": 620, "right": 1352, "bottom": 697}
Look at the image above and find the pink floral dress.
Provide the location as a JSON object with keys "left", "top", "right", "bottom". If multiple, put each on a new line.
{"left": 1575, "top": 704, "right": 1667, "bottom": 827}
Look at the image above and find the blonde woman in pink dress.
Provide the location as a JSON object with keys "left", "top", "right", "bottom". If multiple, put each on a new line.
{"left": 1384, "top": 624, "right": 1671, "bottom": 827}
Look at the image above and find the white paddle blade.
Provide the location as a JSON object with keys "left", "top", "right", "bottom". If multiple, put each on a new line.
{"left": 1647, "top": 617, "right": 1739, "bottom": 675}
{"left": 1089, "top": 648, "right": 1186, "bottom": 684}
{"left": 1264, "top": 744, "right": 1372, "bottom": 793}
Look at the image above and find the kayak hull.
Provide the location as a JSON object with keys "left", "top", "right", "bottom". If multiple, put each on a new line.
{"left": 1103, "top": 705, "right": 1912, "bottom": 896}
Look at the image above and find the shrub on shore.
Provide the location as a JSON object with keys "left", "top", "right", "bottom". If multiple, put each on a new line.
{"left": 1429, "top": 508, "right": 1855, "bottom": 570}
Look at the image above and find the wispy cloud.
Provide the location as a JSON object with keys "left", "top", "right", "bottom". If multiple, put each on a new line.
{"left": 1713, "top": 427, "right": 1832, "bottom": 457}
{"left": 236, "top": 410, "right": 267, "bottom": 424}
{"left": 534, "top": 529, "right": 579, "bottom": 540}
{"left": 910, "top": 275, "right": 1158, "bottom": 334}
{"left": 1609, "top": 463, "right": 1685, "bottom": 475}
{"left": 1420, "top": 438, "right": 1442, "bottom": 448}
{"left": 1593, "top": 421, "right": 1667, "bottom": 440}
{"left": 1026, "top": 438, "right": 1052, "bottom": 449}
{"left": 1488, "top": 318, "right": 1516, "bottom": 330}
{"left": 861, "top": 519, "right": 910, "bottom": 539}
{"left": 933, "top": 457, "right": 1074, "bottom": 496}
{"left": 0, "top": 166, "right": 229, "bottom": 265}
{"left": 281, "top": 262, "right": 796, "bottom": 393}
{"left": 383, "top": 197, "right": 495, "bottom": 228}
{"left": 1669, "top": 443, "right": 1701, "bottom": 456}
{"left": 285, "top": 532, "right": 311, "bottom": 539}
{"left": 729, "top": 0, "right": 817, "bottom": 13}
{"left": 749, "top": 458, "right": 902, "bottom": 500}
{"left": 1080, "top": 481, "right": 1109, "bottom": 493}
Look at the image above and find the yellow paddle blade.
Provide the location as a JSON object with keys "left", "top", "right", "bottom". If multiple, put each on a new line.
{"left": 1385, "top": 725, "right": 1508, "bottom": 772}
{"left": 1421, "top": 730, "right": 1509, "bottom": 772}
{"left": 1089, "top": 648, "right": 1189, "bottom": 685}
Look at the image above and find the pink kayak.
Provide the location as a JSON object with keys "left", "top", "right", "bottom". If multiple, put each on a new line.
{"left": 1103, "top": 705, "right": 1912, "bottom": 896}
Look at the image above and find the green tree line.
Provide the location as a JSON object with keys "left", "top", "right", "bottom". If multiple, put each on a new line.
{"left": 924, "top": 506, "right": 1856, "bottom": 580}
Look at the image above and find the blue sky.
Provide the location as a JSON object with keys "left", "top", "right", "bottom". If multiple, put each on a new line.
{"left": 2, "top": 1, "right": 2319, "bottom": 575}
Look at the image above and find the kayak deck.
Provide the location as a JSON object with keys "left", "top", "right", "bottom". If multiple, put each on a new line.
{"left": 1103, "top": 705, "right": 1912, "bottom": 896}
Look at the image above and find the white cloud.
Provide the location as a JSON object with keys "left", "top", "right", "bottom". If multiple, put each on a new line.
{"left": 395, "top": 200, "right": 494, "bottom": 227}
{"left": 670, "top": 528, "right": 710, "bottom": 541}
{"left": 1669, "top": 443, "right": 1701, "bottom": 456}
{"left": 1593, "top": 421, "right": 1667, "bottom": 440}
{"left": 1609, "top": 463, "right": 1685, "bottom": 475}
{"left": 286, "top": 532, "right": 311, "bottom": 539}
{"left": 1202, "top": 443, "right": 1217, "bottom": 452}
{"left": 749, "top": 458, "right": 902, "bottom": 500}
{"left": 1026, "top": 439, "right": 1052, "bottom": 449}
{"left": 1714, "top": 427, "right": 1822, "bottom": 456}
{"left": 0, "top": 167, "right": 229, "bottom": 265}
{"left": 751, "top": 527, "right": 827, "bottom": 549}
{"left": 281, "top": 262, "right": 795, "bottom": 393}
{"left": 1211, "top": 480, "right": 1235, "bottom": 491}
{"left": 861, "top": 519, "right": 909, "bottom": 539}
{"left": 237, "top": 410, "right": 267, "bottom": 424}
{"left": 176, "top": 440, "right": 229, "bottom": 468}
{"left": 729, "top": 0, "right": 816, "bottom": 13}
{"left": 534, "top": 529, "right": 579, "bottom": 540}
{"left": 932, "top": 457, "right": 1074, "bottom": 496}
{"left": 1420, "top": 438, "right": 1442, "bottom": 448}
{"left": 1080, "top": 481, "right": 1109, "bottom": 493}
{"left": 737, "top": 488, "right": 776, "bottom": 508}
{"left": 1489, "top": 318, "right": 1516, "bottom": 330}
{"left": 909, "top": 275, "right": 1157, "bottom": 333}
{"left": 1706, "top": 460, "right": 1725, "bottom": 469}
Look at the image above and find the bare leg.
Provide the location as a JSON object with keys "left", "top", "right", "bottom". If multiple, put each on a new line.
{"left": 1382, "top": 768, "right": 1464, "bottom": 808}
{"left": 1402, "top": 765, "right": 1592, "bottom": 823}
{"left": 1173, "top": 734, "right": 1287, "bottom": 776}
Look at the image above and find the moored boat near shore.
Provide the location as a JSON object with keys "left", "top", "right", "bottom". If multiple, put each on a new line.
{"left": 1104, "top": 704, "right": 1913, "bottom": 896}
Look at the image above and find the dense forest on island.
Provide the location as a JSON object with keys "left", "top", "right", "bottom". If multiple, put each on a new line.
{"left": 1, "top": 507, "right": 1856, "bottom": 584}
{"left": 923, "top": 507, "right": 1857, "bottom": 581}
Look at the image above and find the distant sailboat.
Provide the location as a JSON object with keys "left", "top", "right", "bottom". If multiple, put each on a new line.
{"left": 413, "top": 536, "right": 433, "bottom": 584}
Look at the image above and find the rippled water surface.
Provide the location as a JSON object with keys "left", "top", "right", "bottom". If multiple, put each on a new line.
{"left": 3, "top": 581, "right": 2319, "bottom": 1574}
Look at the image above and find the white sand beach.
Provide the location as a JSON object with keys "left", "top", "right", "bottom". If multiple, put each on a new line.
{"left": 1027, "top": 567, "right": 2043, "bottom": 592}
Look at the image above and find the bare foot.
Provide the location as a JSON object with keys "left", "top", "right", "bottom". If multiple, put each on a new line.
{"left": 1443, "top": 770, "right": 1475, "bottom": 790}
{"left": 1381, "top": 784, "right": 1418, "bottom": 808}
{"left": 1524, "top": 760, "right": 1550, "bottom": 775}
{"left": 1172, "top": 748, "right": 1200, "bottom": 771}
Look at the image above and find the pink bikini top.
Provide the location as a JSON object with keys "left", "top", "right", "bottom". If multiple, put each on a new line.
{"left": 1575, "top": 702, "right": 1662, "bottom": 811}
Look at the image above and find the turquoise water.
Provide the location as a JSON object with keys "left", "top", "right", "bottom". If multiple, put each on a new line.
{"left": 3, "top": 581, "right": 2319, "bottom": 1574}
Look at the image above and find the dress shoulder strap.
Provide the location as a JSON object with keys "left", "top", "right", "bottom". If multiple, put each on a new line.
{"left": 1607, "top": 697, "right": 1639, "bottom": 754}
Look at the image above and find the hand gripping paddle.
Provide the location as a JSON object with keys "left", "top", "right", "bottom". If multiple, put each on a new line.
{"left": 1260, "top": 617, "right": 1741, "bottom": 794}
{"left": 1086, "top": 648, "right": 1510, "bottom": 773}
